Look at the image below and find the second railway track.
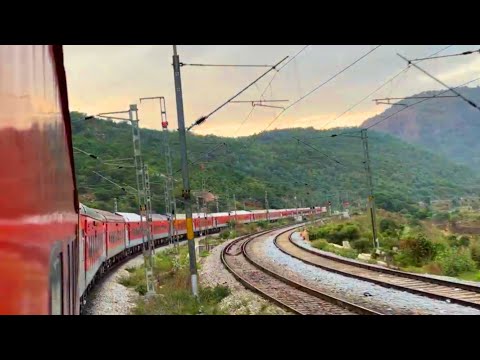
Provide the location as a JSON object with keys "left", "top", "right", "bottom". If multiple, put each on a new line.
{"left": 221, "top": 226, "right": 381, "bottom": 315}
{"left": 276, "top": 230, "right": 480, "bottom": 310}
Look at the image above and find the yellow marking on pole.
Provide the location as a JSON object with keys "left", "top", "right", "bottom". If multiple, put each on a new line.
{"left": 186, "top": 217, "right": 194, "bottom": 240}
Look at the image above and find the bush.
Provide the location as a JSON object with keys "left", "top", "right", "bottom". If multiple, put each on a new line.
{"left": 397, "top": 234, "right": 436, "bottom": 267}
{"left": 311, "top": 239, "right": 358, "bottom": 259}
{"left": 333, "top": 247, "right": 358, "bottom": 259}
{"left": 433, "top": 212, "right": 450, "bottom": 222}
{"left": 154, "top": 254, "right": 174, "bottom": 273}
{"left": 351, "top": 238, "right": 373, "bottom": 253}
{"left": 408, "top": 218, "right": 421, "bottom": 227}
{"left": 309, "top": 223, "right": 360, "bottom": 244}
{"left": 459, "top": 236, "right": 471, "bottom": 247}
{"left": 200, "top": 285, "right": 231, "bottom": 303}
{"left": 470, "top": 242, "right": 480, "bottom": 267}
{"left": 311, "top": 239, "right": 329, "bottom": 250}
{"left": 436, "top": 248, "right": 477, "bottom": 276}
{"left": 379, "top": 237, "right": 399, "bottom": 250}
{"left": 135, "top": 283, "right": 148, "bottom": 296}
{"left": 447, "top": 235, "right": 471, "bottom": 248}
{"left": 220, "top": 230, "right": 230, "bottom": 239}
{"left": 340, "top": 224, "right": 361, "bottom": 241}
{"left": 394, "top": 251, "right": 415, "bottom": 268}
{"left": 380, "top": 218, "right": 399, "bottom": 233}
{"left": 257, "top": 220, "right": 269, "bottom": 229}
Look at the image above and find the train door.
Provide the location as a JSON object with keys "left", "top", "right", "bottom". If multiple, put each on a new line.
{"left": 49, "top": 243, "right": 63, "bottom": 315}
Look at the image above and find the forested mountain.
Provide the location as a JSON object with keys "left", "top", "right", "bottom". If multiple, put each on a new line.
{"left": 362, "top": 86, "right": 480, "bottom": 171}
{"left": 71, "top": 111, "right": 480, "bottom": 214}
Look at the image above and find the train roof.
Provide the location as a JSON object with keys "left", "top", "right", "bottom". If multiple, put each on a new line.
{"left": 79, "top": 203, "right": 106, "bottom": 221}
{"left": 94, "top": 209, "right": 125, "bottom": 222}
{"left": 192, "top": 212, "right": 208, "bottom": 218}
{"left": 234, "top": 210, "right": 251, "bottom": 215}
{"left": 250, "top": 209, "right": 267, "bottom": 214}
{"left": 151, "top": 214, "right": 169, "bottom": 221}
{"left": 208, "top": 212, "right": 230, "bottom": 217}
{"left": 115, "top": 212, "right": 144, "bottom": 222}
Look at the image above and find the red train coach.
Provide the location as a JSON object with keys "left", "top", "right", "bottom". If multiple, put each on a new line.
{"left": 0, "top": 45, "right": 79, "bottom": 315}
{"left": 79, "top": 204, "right": 106, "bottom": 296}
{"left": 94, "top": 209, "right": 127, "bottom": 261}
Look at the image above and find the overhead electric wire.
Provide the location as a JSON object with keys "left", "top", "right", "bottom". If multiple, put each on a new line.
{"left": 261, "top": 45, "right": 382, "bottom": 133}
{"left": 181, "top": 63, "right": 274, "bottom": 68}
{"left": 318, "top": 45, "right": 453, "bottom": 130}
{"left": 187, "top": 56, "right": 289, "bottom": 131}
{"left": 234, "top": 45, "right": 311, "bottom": 136}
{"left": 73, "top": 146, "right": 135, "bottom": 169}
{"left": 398, "top": 53, "right": 480, "bottom": 112}
{"left": 292, "top": 137, "right": 345, "bottom": 166}
{"left": 408, "top": 48, "right": 480, "bottom": 62}
{"left": 366, "top": 76, "right": 480, "bottom": 130}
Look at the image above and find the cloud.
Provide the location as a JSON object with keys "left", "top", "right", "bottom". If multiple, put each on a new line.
{"left": 63, "top": 45, "right": 480, "bottom": 138}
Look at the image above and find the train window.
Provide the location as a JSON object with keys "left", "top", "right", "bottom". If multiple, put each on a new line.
{"left": 50, "top": 251, "right": 63, "bottom": 315}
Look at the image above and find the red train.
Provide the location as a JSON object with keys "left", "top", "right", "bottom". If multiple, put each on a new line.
{"left": 0, "top": 45, "right": 327, "bottom": 315}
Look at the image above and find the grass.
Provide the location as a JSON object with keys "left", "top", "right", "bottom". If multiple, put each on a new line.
{"left": 120, "top": 241, "right": 234, "bottom": 314}
{"left": 122, "top": 217, "right": 310, "bottom": 314}
{"left": 457, "top": 271, "right": 480, "bottom": 282}
{"left": 311, "top": 239, "right": 358, "bottom": 259}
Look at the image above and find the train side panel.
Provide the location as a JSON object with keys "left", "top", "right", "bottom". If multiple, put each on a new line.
{"left": 0, "top": 45, "right": 78, "bottom": 315}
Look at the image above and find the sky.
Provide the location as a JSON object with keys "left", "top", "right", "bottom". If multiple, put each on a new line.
{"left": 63, "top": 45, "right": 480, "bottom": 137}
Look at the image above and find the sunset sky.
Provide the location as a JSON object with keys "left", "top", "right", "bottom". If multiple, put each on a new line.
{"left": 63, "top": 45, "right": 480, "bottom": 137}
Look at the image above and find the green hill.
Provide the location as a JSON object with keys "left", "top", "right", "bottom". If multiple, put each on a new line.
{"left": 71, "top": 111, "right": 480, "bottom": 215}
{"left": 362, "top": 86, "right": 480, "bottom": 171}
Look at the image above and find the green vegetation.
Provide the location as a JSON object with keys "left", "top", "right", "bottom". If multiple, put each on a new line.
{"left": 120, "top": 217, "right": 293, "bottom": 314}
{"left": 311, "top": 239, "right": 359, "bottom": 259}
{"left": 307, "top": 211, "right": 480, "bottom": 281}
{"left": 71, "top": 111, "right": 480, "bottom": 214}
{"left": 308, "top": 222, "right": 361, "bottom": 244}
{"left": 120, "top": 244, "right": 231, "bottom": 314}
{"left": 361, "top": 87, "right": 480, "bottom": 172}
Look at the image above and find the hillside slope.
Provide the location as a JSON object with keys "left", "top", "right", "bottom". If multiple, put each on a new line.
{"left": 362, "top": 86, "right": 480, "bottom": 170}
{"left": 71, "top": 112, "right": 480, "bottom": 214}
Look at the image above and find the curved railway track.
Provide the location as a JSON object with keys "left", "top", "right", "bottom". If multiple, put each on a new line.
{"left": 221, "top": 226, "right": 381, "bottom": 315}
{"left": 275, "top": 230, "right": 480, "bottom": 310}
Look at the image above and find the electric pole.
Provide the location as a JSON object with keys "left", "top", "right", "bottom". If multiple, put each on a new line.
{"left": 85, "top": 105, "right": 154, "bottom": 294}
{"left": 139, "top": 96, "right": 178, "bottom": 248}
{"left": 361, "top": 129, "right": 379, "bottom": 249}
{"left": 127, "top": 105, "right": 156, "bottom": 295}
{"left": 172, "top": 45, "right": 198, "bottom": 297}
{"left": 114, "top": 197, "right": 118, "bottom": 213}
{"left": 233, "top": 193, "right": 237, "bottom": 222}
{"left": 265, "top": 190, "right": 269, "bottom": 221}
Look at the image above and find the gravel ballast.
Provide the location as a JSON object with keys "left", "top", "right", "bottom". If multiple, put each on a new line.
{"left": 252, "top": 231, "right": 480, "bottom": 315}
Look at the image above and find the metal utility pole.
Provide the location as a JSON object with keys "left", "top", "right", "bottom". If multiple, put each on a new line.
{"left": 294, "top": 195, "right": 298, "bottom": 217}
{"left": 225, "top": 186, "right": 230, "bottom": 212}
{"left": 143, "top": 164, "right": 155, "bottom": 256}
{"left": 86, "top": 105, "right": 154, "bottom": 294}
{"left": 140, "top": 96, "right": 178, "bottom": 248}
{"left": 172, "top": 45, "right": 198, "bottom": 297}
{"left": 265, "top": 190, "right": 269, "bottom": 221}
{"left": 128, "top": 106, "right": 155, "bottom": 282}
{"left": 361, "top": 129, "right": 379, "bottom": 249}
{"left": 233, "top": 193, "right": 237, "bottom": 222}
{"left": 114, "top": 197, "right": 118, "bottom": 213}
{"left": 216, "top": 197, "right": 220, "bottom": 212}
{"left": 196, "top": 196, "right": 201, "bottom": 235}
